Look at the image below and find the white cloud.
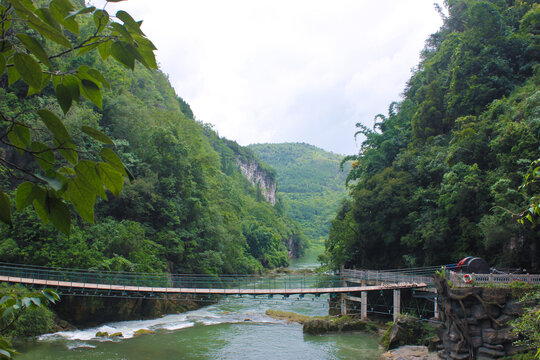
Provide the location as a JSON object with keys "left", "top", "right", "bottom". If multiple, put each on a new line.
{"left": 91, "top": 0, "right": 442, "bottom": 154}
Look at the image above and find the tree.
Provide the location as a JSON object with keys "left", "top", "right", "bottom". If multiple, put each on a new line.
{"left": 0, "top": 286, "right": 59, "bottom": 359}
{"left": 0, "top": 0, "right": 157, "bottom": 235}
{"left": 517, "top": 158, "right": 540, "bottom": 226}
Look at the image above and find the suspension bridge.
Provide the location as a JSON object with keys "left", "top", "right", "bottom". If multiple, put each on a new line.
{"left": 0, "top": 262, "right": 437, "bottom": 320}
{"left": 2, "top": 262, "right": 537, "bottom": 320}
{"left": 0, "top": 262, "right": 431, "bottom": 296}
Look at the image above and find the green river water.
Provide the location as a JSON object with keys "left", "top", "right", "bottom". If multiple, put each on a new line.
{"left": 17, "top": 248, "right": 382, "bottom": 359}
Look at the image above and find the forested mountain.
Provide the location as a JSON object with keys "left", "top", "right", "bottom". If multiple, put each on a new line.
{"left": 0, "top": 1, "right": 305, "bottom": 274}
{"left": 249, "top": 143, "right": 347, "bottom": 245}
{"left": 324, "top": 0, "right": 540, "bottom": 272}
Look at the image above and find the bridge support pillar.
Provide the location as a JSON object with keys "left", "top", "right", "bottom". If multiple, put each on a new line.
{"left": 393, "top": 289, "right": 401, "bottom": 321}
{"left": 434, "top": 295, "right": 439, "bottom": 319}
{"left": 361, "top": 291, "right": 367, "bottom": 319}
{"left": 340, "top": 294, "right": 347, "bottom": 315}
{"left": 340, "top": 265, "right": 347, "bottom": 315}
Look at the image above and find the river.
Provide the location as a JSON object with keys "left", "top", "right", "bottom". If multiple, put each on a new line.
{"left": 17, "top": 248, "right": 382, "bottom": 359}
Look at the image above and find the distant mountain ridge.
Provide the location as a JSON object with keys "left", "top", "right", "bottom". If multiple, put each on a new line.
{"left": 249, "top": 143, "right": 347, "bottom": 244}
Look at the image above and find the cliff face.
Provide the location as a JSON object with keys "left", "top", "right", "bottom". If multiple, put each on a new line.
{"left": 237, "top": 159, "right": 277, "bottom": 205}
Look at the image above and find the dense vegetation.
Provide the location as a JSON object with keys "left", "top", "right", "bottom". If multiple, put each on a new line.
{"left": 323, "top": 0, "right": 540, "bottom": 272}
{"left": 0, "top": 0, "right": 304, "bottom": 275}
{"left": 249, "top": 143, "right": 347, "bottom": 245}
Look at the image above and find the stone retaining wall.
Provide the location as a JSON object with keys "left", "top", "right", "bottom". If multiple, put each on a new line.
{"left": 435, "top": 277, "right": 529, "bottom": 360}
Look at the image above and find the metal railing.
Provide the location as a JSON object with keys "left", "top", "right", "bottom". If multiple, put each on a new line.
{"left": 449, "top": 270, "right": 540, "bottom": 286}
{"left": 0, "top": 262, "right": 341, "bottom": 292}
{"left": 341, "top": 266, "right": 441, "bottom": 286}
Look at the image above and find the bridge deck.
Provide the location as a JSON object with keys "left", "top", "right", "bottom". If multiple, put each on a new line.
{"left": 0, "top": 275, "right": 427, "bottom": 295}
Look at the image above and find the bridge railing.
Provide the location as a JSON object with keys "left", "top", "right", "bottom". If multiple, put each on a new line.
{"left": 0, "top": 262, "right": 343, "bottom": 291}
{"left": 341, "top": 267, "right": 438, "bottom": 286}
{"left": 448, "top": 270, "right": 540, "bottom": 286}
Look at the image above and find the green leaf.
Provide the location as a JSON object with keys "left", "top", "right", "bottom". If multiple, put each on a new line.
{"left": 75, "top": 160, "right": 107, "bottom": 199}
{"left": 0, "top": 296, "right": 14, "bottom": 307}
{"left": 7, "top": 123, "right": 31, "bottom": 150}
{"left": 70, "top": 6, "right": 96, "bottom": 16}
{"left": 55, "top": 140, "right": 78, "bottom": 165}
{"left": 27, "top": 72, "right": 50, "bottom": 96}
{"left": 7, "top": 64, "right": 21, "bottom": 86}
{"left": 55, "top": 83, "right": 72, "bottom": 114}
{"left": 31, "top": 141, "right": 55, "bottom": 171}
{"left": 35, "top": 173, "right": 63, "bottom": 191}
{"left": 93, "top": 9, "right": 109, "bottom": 33}
{"left": 77, "top": 41, "right": 99, "bottom": 56}
{"left": 63, "top": 74, "right": 80, "bottom": 101}
{"left": 15, "top": 182, "right": 37, "bottom": 210}
{"left": 16, "top": 2, "right": 72, "bottom": 49}
{"left": 37, "top": 109, "right": 72, "bottom": 144}
{"left": 58, "top": 166, "right": 75, "bottom": 176}
{"left": 44, "top": 289, "right": 60, "bottom": 302}
{"left": 116, "top": 10, "right": 144, "bottom": 35}
{"left": 80, "top": 79, "right": 102, "bottom": 108}
{"left": 30, "top": 297, "right": 42, "bottom": 307}
{"left": 111, "top": 41, "right": 135, "bottom": 70}
{"left": 98, "top": 41, "right": 112, "bottom": 60}
{"left": 8, "top": 0, "right": 35, "bottom": 18}
{"left": 109, "top": 22, "right": 133, "bottom": 41}
{"left": 50, "top": 0, "right": 78, "bottom": 34}
{"left": 87, "top": 68, "right": 110, "bottom": 88}
{"left": 2, "top": 305, "right": 15, "bottom": 319}
{"left": 132, "top": 39, "right": 158, "bottom": 69}
{"left": 77, "top": 66, "right": 105, "bottom": 88}
{"left": 61, "top": 14, "right": 80, "bottom": 34}
{"left": 100, "top": 147, "right": 127, "bottom": 175}
{"left": 97, "top": 162, "right": 124, "bottom": 197}
{"left": 0, "top": 190, "right": 12, "bottom": 226}
{"left": 16, "top": 33, "right": 52, "bottom": 69}
{"left": 133, "top": 34, "right": 157, "bottom": 51}
{"left": 13, "top": 52, "right": 42, "bottom": 89}
{"left": 65, "top": 177, "right": 95, "bottom": 223}
{"left": 35, "top": 7, "right": 61, "bottom": 31}
{"left": 46, "top": 195, "right": 71, "bottom": 235}
{"left": 32, "top": 187, "right": 49, "bottom": 224}
{"left": 124, "top": 42, "right": 150, "bottom": 68}
{"left": 82, "top": 126, "right": 114, "bottom": 145}
{"left": 50, "top": 0, "right": 74, "bottom": 17}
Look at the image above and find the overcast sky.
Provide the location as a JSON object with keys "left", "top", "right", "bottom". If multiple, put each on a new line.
{"left": 91, "top": 1, "right": 443, "bottom": 155}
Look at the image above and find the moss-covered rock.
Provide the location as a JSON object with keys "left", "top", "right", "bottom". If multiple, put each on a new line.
{"left": 303, "top": 316, "right": 376, "bottom": 335}
{"left": 265, "top": 309, "right": 378, "bottom": 335}
{"left": 134, "top": 329, "right": 155, "bottom": 336}
{"left": 380, "top": 316, "right": 438, "bottom": 350}
{"left": 265, "top": 310, "right": 312, "bottom": 323}
{"left": 95, "top": 331, "right": 109, "bottom": 337}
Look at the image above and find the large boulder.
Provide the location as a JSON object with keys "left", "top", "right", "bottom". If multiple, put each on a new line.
{"left": 381, "top": 316, "right": 434, "bottom": 350}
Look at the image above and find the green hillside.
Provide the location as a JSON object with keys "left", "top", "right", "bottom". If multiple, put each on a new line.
{"left": 249, "top": 143, "right": 347, "bottom": 245}
{"left": 325, "top": 0, "right": 540, "bottom": 272}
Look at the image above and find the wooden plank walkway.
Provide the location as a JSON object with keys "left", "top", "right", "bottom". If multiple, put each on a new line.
{"left": 0, "top": 275, "right": 427, "bottom": 295}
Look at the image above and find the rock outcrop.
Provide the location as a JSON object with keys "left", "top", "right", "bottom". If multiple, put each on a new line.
{"left": 237, "top": 159, "right": 276, "bottom": 205}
